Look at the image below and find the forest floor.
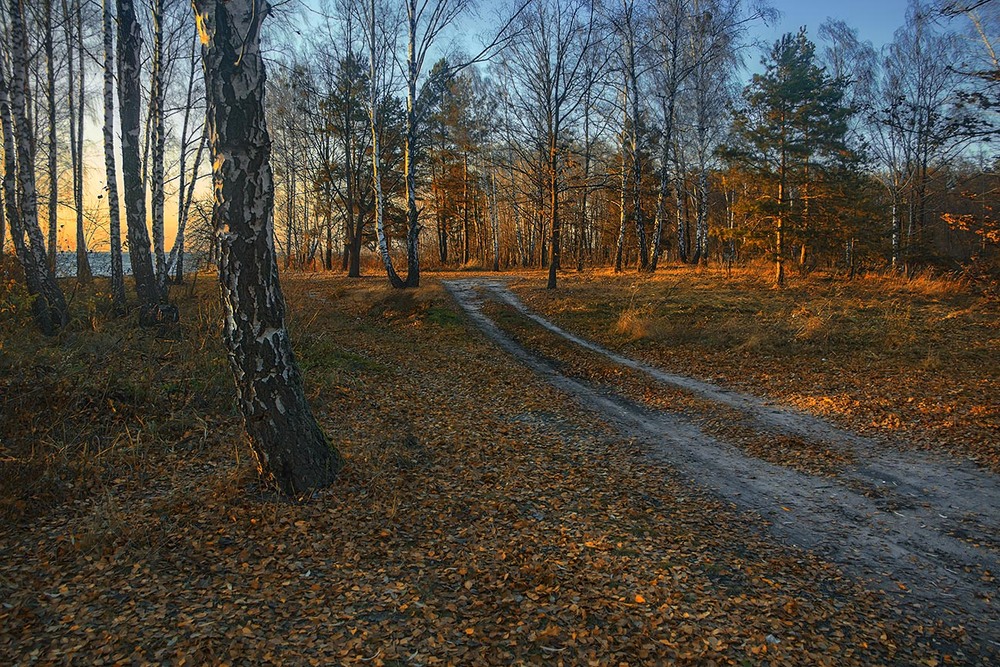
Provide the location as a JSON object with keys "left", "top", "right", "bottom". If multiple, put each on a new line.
{"left": 0, "top": 264, "right": 998, "bottom": 665}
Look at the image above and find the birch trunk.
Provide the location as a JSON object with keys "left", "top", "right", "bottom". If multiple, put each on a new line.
{"left": 367, "top": 0, "right": 403, "bottom": 288}
{"left": 674, "top": 139, "right": 688, "bottom": 263}
{"left": 546, "top": 116, "right": 561, "bottom": 290}
{"left": 102, "top": 0, "right": 125, "bottom": 311}
{"left": 151, "top": 0, "right": 167, "bottom": 294}
{"left": 462, "top": 153, "right": 470, "bottom": 265}
{"left": 402, "top": 0, "right": 420, "bottom": 288}
{"left": 622, "top": 9, "right": 647, "bottom": 271}
{"left": 75, "top": 0, "right": 89, "bottom": 282}
{"left": 614, "top": 85, "right": 628, "bottom": 273}
{"left": 117, "top": 0, "right": 161, "bottom": 313}
{"left": 490, "top": 171, "right": 500, "bottom": 272}
{"left": 64, "top": 0, "right": 93, "bottom": 283}
{"left": 44, "top": 0, "right": 58, "bottom": 271}
{"left": 2, "top": 0, "right": 68, "bottom": 334}
{"left": 650, "top": 98, "right": 671, "bottom": 272}
{"left": 193, "top": 0, "right": 342, "bottom": 494}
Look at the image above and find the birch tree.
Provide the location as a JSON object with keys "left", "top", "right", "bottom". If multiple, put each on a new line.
{"left": 150, "top": 0, "right": 167, "bottom": 293}
{"left": 167, "top": 29, "right": 208, "bottom": 285}
{"left": 1, "top": 0, "right": 69, "bottom": 334}
{"left": 363, "top": 0, "right": 406, "bottom": 287}
{"left": 44, "top": 0, "right": 58, "bottom": 271}
{"left": 63, "top": 0, "right": 93, "bottom": 283}
{"left": 610, "top": 0, "right": 651, "bottom": 270}
{"left": 398, "top": 0, "right": 475, "bottom": 286}
{"left": 504, "top": 0, "right": 597, "bottom": 289}
{"left": 193, "top": 0, "right": 343, "bottom": 494}
{"left": 102, "top": 0, "right": 125, "bottom": 311}
{"left": 118, "top": 0, "right": 165, "bottom": 318}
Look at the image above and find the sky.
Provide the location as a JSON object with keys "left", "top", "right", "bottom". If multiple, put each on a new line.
{"left": 760, "top": 0, "right": 911, "bottom": 52}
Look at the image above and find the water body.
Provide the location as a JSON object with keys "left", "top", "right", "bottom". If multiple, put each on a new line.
{"left": 54, "top": 251, "right": 208, "bottom": 278}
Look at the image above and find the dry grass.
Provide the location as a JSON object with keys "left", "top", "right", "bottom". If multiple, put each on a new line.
{"left": 511, "top": 263, "right": 999, "bottom": 470}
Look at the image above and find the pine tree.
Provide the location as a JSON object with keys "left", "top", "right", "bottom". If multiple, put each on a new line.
{"left": 726, "top": 29, "right": 852, "bottom": 285}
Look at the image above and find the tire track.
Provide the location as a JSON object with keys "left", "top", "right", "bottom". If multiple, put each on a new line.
{"left": 444, "top": 277, "right": 1000, "bottom": 656}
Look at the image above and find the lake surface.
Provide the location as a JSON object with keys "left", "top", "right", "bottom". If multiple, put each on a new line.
{"left": 54, "top": 252, "right": 208, "bottom": 278}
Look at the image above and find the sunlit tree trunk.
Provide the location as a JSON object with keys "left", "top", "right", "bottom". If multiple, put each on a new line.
{"left": 490, "top": 171, "right": 501, "bottom": 272}
{"left": 546, "top": 123, "right": 561, "bottom": 289}
{"left": 776, "top": 131, "right": 786, "bottom": 287}
{"left": 615, "top": 83, "right": 628, "bottom": 273}
{"left": 194, "top": 0, "right": 343, "bottom": 494}
{"left": 102, "top": 0, "right": 126, "bottom": 312}
{"left": 674, "top": 138, "right": 689, "bottom": 263}
{"left": 618, "top": 0, "right": 647, "bottom": 271}
{"left": 463, "top": 152, "right": 470, "bottom": 265}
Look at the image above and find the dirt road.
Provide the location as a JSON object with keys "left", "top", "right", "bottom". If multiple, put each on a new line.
{"left": 444, "top": 277, "right": 1000, "bottom": 654}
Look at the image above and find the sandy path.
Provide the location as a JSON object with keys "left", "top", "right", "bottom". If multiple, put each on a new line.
{"left": 444, "top": 277, "right": 1000, "bottom": 654}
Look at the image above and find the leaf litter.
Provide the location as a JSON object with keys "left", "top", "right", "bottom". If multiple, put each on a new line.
{"left": 0, "top": 272, "right": 996, "bottom": 665}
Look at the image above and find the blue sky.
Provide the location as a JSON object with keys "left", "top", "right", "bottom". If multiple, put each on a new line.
{"left": 761, "top": 0, "right": 912, "bottom": 51}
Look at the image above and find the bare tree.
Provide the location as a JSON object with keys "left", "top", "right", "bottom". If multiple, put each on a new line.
{"left": 167, "top": 29, "right": 208, "bottom": 285}
{"left": 193, "top": 0, "right": 343, "bottom": 494}
{"left": 1, "top": 0, "right": 68, "bottom": 334}
{"left": 504, "top": 0, "right": 597, "bottom": 289}
{"left": 363, "top": 0, "right": 406, "bottom": 286}
{"left": 102, "top": 0, "right": 125, "bottom": 311}
{"left": 63, "top": 0, "right": 93, "bottom": 283}
{"left": 118, "top": 0, "right": 165, "bottom": 319}
{"left": 609, "top": 0, "right": 651, "bottom": 270}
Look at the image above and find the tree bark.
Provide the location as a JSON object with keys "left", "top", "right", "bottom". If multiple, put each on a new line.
{"left": 402, "top": 0, "right": 421, "bottom": 288}
{"left": 615, "top": 91, "right": 628, "bottom": 273}
{"left": 367, "top": 0, "right": 403, "bottom": 288}
{"left": 194, "top": 0, "right": 342, "bottom": 495}
{"left": 490, "top": 171, "right": 500, "bottom": 272}
{"left": 151, "top": 0, "right": 167, "bottom": 295}
{"left": 44, "top": 0, "right": 58, "bottom": 271}
{"left": 2, "top": 0, "right": 68, "bottom": 334}
{"left": 102, "top": 0, "right": 126, "bottom": 311}
{"left": 546, "top": 119, "right": 560, "bottom": 290}
{"left": 462, "top": 152, "right": 470, "bottom": 265}
{"left": 776, "top": 141, "right": 786, "bottom": 287}
{"left": 63, "top": 0, "right": 92, "bottom": 284}
{"left": 118, "top": 0, "right": 162, "bottom": 313}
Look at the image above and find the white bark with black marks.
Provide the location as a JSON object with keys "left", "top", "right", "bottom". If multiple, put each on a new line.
{"left": 2, "top": 0, "right": 68, "bottom": 334}
{"left": 151, "top": 0, "right": 167, "bottom": 295}
{"left": 193, "top": 0, "right": 343, "bottom": 495}
{"left": 103, "top": 0, "right": 126, "bottom": 311}
{"left": 118, "top": 0, "right": 166, "bottom": 317}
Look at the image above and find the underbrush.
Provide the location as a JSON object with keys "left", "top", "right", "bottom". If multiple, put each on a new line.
{"left": 0, "top": 278, "right": 236, "bottom": 527}
{"left": 0, "top": 272, "right": 463, "bottom": 532}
